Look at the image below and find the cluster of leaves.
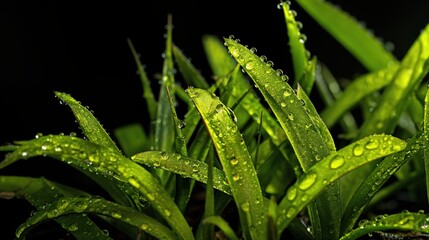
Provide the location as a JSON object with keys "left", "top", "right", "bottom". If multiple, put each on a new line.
{"left": 2, "top": 0, "right": 429, "bottom": 239}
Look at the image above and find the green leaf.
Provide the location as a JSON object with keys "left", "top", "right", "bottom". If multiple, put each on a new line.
{"left": 276, "top": 134, "right": 407, "bottom": 234}
{"left": 320, "top": 63, "right": 400, "bottom": 129}
{"left": 357, "top": 24, "right": 429, "bottom": 138}
{"left": 16, "top": 196, "right": 176, "bottom": 240}
{"left": 0, "top": 135, "right": 194, "bottom": 240}
{"left": 339, "top": 212, "right": 429, "bottom": 240}
{"left": 294, "top": 0, "right": 397, "bottom": 71}
{"left": 224, "top": 37, "right": 340, "bottom": 239}
{"left": 55, "top": 92, "right": 121, "bottom": 154}
{"left": 203, "top": 146, "right": 215, "bottom": 240}
{"left": 127, "top": 38, "right": 157, "bottom": 120}
{"left": 280, "top": 1, "right": 309, "bottom": 83}
{"left": 132, "top": 151, "right": 231, "bottom": 195}
{"left": 340, "top": 133, "right": 421, "bottom": 234}
{"left": 202, "top": 216, "right": 239, "bottom": 240}
{"left": 113, "top": 123, "right": 148, "bottom": 157}
{"left": 187, "top": 87, "right": 266, "bottom": 240}
{"left": 202, "top": 35, "right": 287, "bottom": 146}
{"left": 424, "top": 87, "right": 429, "bottom": 206}
{"left": 0, "top": 176, "right": 109, "bottom": 240}
{"left": 172, "top": 44, "right": 209, "bottom": 89}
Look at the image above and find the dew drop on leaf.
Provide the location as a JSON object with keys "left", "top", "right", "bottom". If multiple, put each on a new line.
{"left": 286, "top": 187, "right": 297, "bottom": 201}
{"left": 68, "top": 224, "right": 78, "bottom": 232}
{"left": 330, "top": 155, "right": 345, "bottom": 169}
{"left": 364, "top": 140, "right": 379, "bottom": 150}
{"left": 233, "top": 175, "right": 240, "bottom": 181}
{"left": 245, "top": 61, "right": 255, "bottom": 70}
{"left": 298, "top": 173, "right": 317, "bottom": 190}
{"left": 141, "top": 223, "right": 149, "bottom": 230}
{"left": 352, "top": 144, "right": 364, "bottom": 156}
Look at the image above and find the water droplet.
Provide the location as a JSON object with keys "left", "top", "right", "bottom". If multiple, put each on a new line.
{"left": 234, "top": 38, "right": 241, "bottom": 43}
{"left": 364, "top": 140, "right": 379, "bottom": 150}
{"left": 298, "top": 173, "right": 317, "bottom": 190}
{"left": 35, "top": 133, "right": 43, "bottom": 139}
{"left": 353, "top": 144, "right": 364, "bottom": 156}
{"left": 296, "top": 21, "right": 303, "bottom": 29}
{"left": 164, "top": 209, "right": 171, "bottom": 217}
{"left": 215, "top": 104, "right": 224, "bottom": 113}
{"left": 112, "top": 212, "right": 122, "bottom": 219}
{"left": 330, "top": 155, "right": 345, "bottom": 169}
{"left": 250, "top": 47, "right": 257, "bottom": 53}
{"left": 259, "top": 55, "right": 267, "bottom": 62}
{"left": 281, "top": 102, "right": 287, "bottom": 107}
{"left": 21, "top": 152, "right": 28, "bottom": 157}
{"left": 160, "top": 152, "right": 168, "bottom": 160}
{"left": 241, "top": 202, "right": 250, "bottom": 212}
{"left": 392, "top": 144, "right": 403, "bottom": 151}
{"left": 146, "top": 193, "right": 155, "bottom": 201}
{"left": 283, "top": 90, "right": 292, "bottom": 97}
{"left": 286, "top": 187, "right": 297, "bottom": 201}
{"left": 266, "top": 60, "right": 274, "bottom": 67}
{"left": 288, "top": 113, "right": 294, "bottom": 121}
{"left": 230, "top": 157, "right": 238, "bottom": 166}
{"left": 299, "top": 34, "right": 307, "bottom": 43}
{"left": 141, "top": 223, "right": 149, "bottom": 230}
{"left": 245, "top": 61, "right": 255, "bottom": 70}
{"left": 275, "top": 69, "right": 283, "bottom": 76}
{"left": 68, "top": 224, "right": 78, "bottom": 232}
{"left": 281, "top": 75, "right": 289, "bottom": 81}
{"left": 73, "top": 200, "right": 88, "bottom": 213}
{"left": 230, "top": 47, "right": 240, "bottom": 58}
{"left": 233, "top": 175, "right": 240, "bottom": 181}
{"left": 358, "top": 219, "right": 369, "bottom": 227}
{"left": 286, "top": 207, "right": 296, "bottom": 218}
{"left": 128, "top": 178, "right": 141, "bottom": 188}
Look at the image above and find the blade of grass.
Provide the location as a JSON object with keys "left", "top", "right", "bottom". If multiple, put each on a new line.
{"left": 339, "top": 212, "right": 429, "bottom": 240}
{"left": 340, "top": 133, "right": 422, "bottom": 234}
{"left": 55, "top": 92, "right": 132, "bottom": 207}
{"left": 132, "top": 151, "right": 231, "bottom": 195}
{"left": 357, "top": 24, "right": 429, "bottom": 138}
{"left": 202, "top": 216, "right": 239, "bottom": 240}
{"left": 187, "top": 87, "right": 267, "bottom": 239}
{"left": 127, "top": 38, "right": 157, "bottom": 120}
{"left": 224, "top": 37, "right": 341, "bottom": 239}
{"left": 279, "top": 1, "right": 310, "bottom": 86}
{"left": 203, "top": 146, "right": 215, "bottom": 240}
{"left": 0, "top": 176, "right": 110, "bottom": 240}
{"left": 276, "top": 134, "right": 406, "bottom": 234}
{"left": 113, "top": 123, "right": 148, "bottom": 157}
{"left": 424, "top": 86, "right": 429, "bottom": 206}
{"left": 16, "top": 196, "right": 176, "bottom": 240}
{"left": 294, "top": 0, "right": 397, "bottom": 71}
{"left": 319, "top": 63, "right": 399, "bottom": 129}
{"left": 0, "top": 135, "right": 194, "bottom": 240}
{"left": 172, "top": 44, "right": 209, "bottom": 89}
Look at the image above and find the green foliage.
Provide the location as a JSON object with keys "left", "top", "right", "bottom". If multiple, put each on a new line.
{"left": 2, "top": 1, "right": 429, "bottom": 239}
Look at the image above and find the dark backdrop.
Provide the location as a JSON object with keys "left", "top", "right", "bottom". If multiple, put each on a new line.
{"left": 1, "top": 0, "right": 428, "bottom": 239}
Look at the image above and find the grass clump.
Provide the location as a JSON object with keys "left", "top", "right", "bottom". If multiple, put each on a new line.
{"left": 1, "top": 0, "right": 429, "bottom": 239}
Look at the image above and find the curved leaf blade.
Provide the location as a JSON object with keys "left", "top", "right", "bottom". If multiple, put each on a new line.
{"left": 276, "top": 134, "right": 407, "bottom": 233}
{"left": 16, "top": 196, "right": 176, "bottom": 240}
{"left": 132, "top": 151, "right": 231, "bottom": 195}
{"left": 0, "top": 135, "right": 194, "bottom": 240}
{"left": 202, "top": 216, "right": 239, "bottom": 240}
{"left": 0, "top": 176, "right": 109, "bottom": 240}
{"left": 294, "top": 0, "right": 397, "bottom": 71}
{"left": 187, "top": 87, "right": 266, "bottom": 239}
{"left": 339, "top": 212, "right": 429, "bottom": 240}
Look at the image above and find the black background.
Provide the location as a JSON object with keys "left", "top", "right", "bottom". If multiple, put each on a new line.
{"left": 1, "top": 0, "right": 429, "bottom": 239}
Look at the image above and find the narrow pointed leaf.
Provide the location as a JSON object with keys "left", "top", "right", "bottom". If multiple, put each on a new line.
{"left": 341, "top": 133, "right": 421, "bottom": 234}
{"left": 320, "top": 63, "right": 399, "bottom": 128}
{"left": 276, "top": 134, "right": 406, "bottom": 233}
{"left": 202, "top": 216, "right": 239, "bottom": 240}
{"left": 294, "top": 0, "right": 397, "bottom": 71}
{"left": 0, "top": 135, "right": 194, "bottom": 240}
{"left": 424, "top": 87, "right": 429, "bottom": 206}
{"left": 187, "top": 87, "right": 266, "bottom": 239}
{"left": 0, "top": 176, "right": 109, "bottom": 240}
{"left": 16, "top": 196, "right": 176, "bottom": 240}
{"left": 280, "top": 2, "right": 309, "bottom": 82}
{"left": 298, "top": 56, "right": 317, "bottom": 95}
{"left": 173, "top": 44, "right": 209, "bottom": 89}
{"left": 127, "top": 38, "right": 157, "bottom": 120}
{"left": 113, "top": 123, "right": 148, "bottom": 157}
{"left": 339, "top": 212, "right": 429, "bottom": 240}
{"left": 224, "top": 37, "right": 340, "bottom": 239}
{"left": 357, "top": 24, "right": 429, "bottom": 138}
{"left": 55, "top": 92, "right": 121, "bottom": 154}
{"left": 132, "top": 151, "right": 231, "bottom": 195}
{"left": 203, "top": 35, "right": 287, "bottom": 146}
